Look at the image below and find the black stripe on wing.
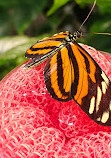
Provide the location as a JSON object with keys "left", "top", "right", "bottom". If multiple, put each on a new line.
{"left": 57, "top": 51, "right": 70, "bottom": 97}
{"left": 82, "top": 67, "right": 111, "bottom": 126}
{"left": 72, "top": 42, "right": 111, "bottom": 126}
{"left": 30, "top": 46, "right": 57, "bottom": 51}
{"left": 25, "top": 45, "right": 59, "bottom": 59}
{"left": 66, "top": 44, "right": 79, "bottom": 96}
{"left": 44, "top": 49, "right": 72, "bottom": 101}
{"left": 25, "top": 32, "right": 70, "bottom": 59}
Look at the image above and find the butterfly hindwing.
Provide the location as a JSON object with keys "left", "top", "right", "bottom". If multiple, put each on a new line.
{"left": 70, "top": 41, "right": 111, "bottom": 126}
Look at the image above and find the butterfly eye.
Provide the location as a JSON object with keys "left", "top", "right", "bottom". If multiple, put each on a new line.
{"left": 76, "top": 31, "right": 82, "bottom": 39}
{"left": 73, "top": 31, "right": 82, "bottom": 39}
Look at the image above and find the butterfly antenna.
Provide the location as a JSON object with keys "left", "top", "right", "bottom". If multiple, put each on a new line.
{"left": 93, "top": 32, "right": 111, "bottom": 36}
{"left": 79, "top": 0, "right": 96, "bottom": 31}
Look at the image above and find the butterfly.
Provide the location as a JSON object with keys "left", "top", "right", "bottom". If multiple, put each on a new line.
{"left": 23, "top": 30, "right": 111, "bottom": 126}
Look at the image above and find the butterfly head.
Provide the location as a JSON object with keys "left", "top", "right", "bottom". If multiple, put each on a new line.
{"left": 73, "top": 31, "right": 82, "bottom": 40}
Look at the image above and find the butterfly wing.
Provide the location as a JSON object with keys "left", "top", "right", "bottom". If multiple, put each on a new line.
{"left": 44, "top": 40, "right": 111, "bottom": 126}
{"left": 24, "top": 32, "right": 69, "bottom": 68}
{"left": 44, "top": 45, "right": 72, "bottom": 101}
{"left": 70, "top": 41, "right": 111, "bottom": 126}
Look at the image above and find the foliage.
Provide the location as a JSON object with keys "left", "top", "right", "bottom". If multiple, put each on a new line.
{"left": 0, "top": 37, "right": 37, "bottom": 80}
{"left": 0, "top": 0, "right": 111, "bottom": 79}
{"left": 0, "top": 0, "right": 48, "bottom": 35}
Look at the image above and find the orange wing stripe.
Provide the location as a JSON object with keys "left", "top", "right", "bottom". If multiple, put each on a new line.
{"left": 33, "top": 41, "right": 62, "bottom": 48}
{"left": 43, "top": 32, "right": 69, "bottom": 41}
{"left": 77, "top": 45, "right": 96, "bottom": 83}
{"left": 60, "top": 47, "right": 71, "bottom": 93}
{"left": 27, "top": 48, "right": 53, "bottom": 55}
{"left": 71, "top": 44, "right": 88, "bottom": 105}
{"left": 44, "top": 45, "right": 72, "bottom": 101}
{"left": 25, "top": 32, "right": 69, "bottom": 58}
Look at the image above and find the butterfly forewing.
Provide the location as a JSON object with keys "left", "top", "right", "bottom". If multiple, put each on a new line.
{"left": 42, "top": 32, "right": 70, "bottom": 42}
{"left": 24, "top": 32, "right": 70, "bottom": 68}
{"left": 25, "top": 32, "right": 70, "bottom": 59}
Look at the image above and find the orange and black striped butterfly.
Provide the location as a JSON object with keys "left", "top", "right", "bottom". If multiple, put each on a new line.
{"left": 24, "top": 30, "right": 111, "bottom": 126}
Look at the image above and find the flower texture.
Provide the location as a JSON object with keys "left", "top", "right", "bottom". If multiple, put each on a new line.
{"left": 0, "top": 44, "right": 111, "bottom": 158}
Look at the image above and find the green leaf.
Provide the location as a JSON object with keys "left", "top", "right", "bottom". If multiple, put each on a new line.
{"left": 90, "top": 16, "right": 111, "bottom": 33}
{"left": 47, "top": 0, "right": 70, "bottom": 16}
{"left": 12, "top": 0, "right": 48, "bottom": 34}
{"left": 0, "top": 0, "right": 48, "bottom": 35}
{"left": 75, "top": 0, "right": 95, "bottom": 6}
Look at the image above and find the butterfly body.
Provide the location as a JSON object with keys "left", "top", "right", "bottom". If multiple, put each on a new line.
{"left": 24, "top": 31, "right": 111, "bottom": 126}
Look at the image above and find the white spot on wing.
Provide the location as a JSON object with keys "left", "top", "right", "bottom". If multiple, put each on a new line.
{"left": 70, "top": 42, "right": 74, "bottom": 45}
{"left": 101, "top": 71, "right": 109, "bottom": 85}
{"left": 89, "top": 96, "right": 95, "bottom": 114}
{"left": 109, "top": 101, "right": 111, "bottom": 111}
{"left": 59, "top": 32, "right": 63, "bottom": 34}
{"left": 53, "top": 33, "right": 58, "bottom": 36}
{"left": 101, "top": 111, "right": 109, "bottom": 123}
{"left": 97, "top": 117, "right": 101, "bottom": 121}
{"left": 101, "top": 81, "right": 107, "bottom": 94}
{"left": 96, "top": 86, "right": 102, "bottom": 112}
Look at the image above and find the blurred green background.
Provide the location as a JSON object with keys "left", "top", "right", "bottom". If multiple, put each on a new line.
{"left": 0, "top": 0, "right": 111, "bottom": 80}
